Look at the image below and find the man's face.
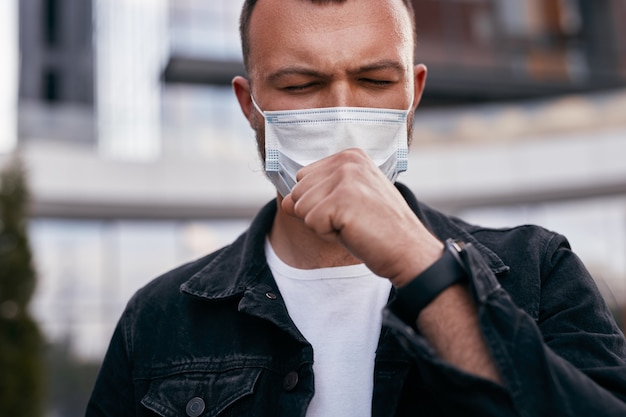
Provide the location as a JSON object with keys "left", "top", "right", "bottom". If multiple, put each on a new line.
{"left": 241, "top": 0, "right": 423, "bottom": 159}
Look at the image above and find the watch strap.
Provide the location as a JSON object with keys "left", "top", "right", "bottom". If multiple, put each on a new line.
{"left": 389, "top": 239, "right": 468, "bottom": 326}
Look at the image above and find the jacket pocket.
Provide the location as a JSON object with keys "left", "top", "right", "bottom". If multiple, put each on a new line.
{"left": 140, "top": 367, "right": 262, "bottom": 417}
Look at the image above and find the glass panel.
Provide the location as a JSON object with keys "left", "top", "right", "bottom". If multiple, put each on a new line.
{"left": 30, "top": 218, "right": 250, "bottom": 359}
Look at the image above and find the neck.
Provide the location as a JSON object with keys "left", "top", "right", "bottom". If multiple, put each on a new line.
{"left": 268, "top": 199, "right": 361, "bottom": 270}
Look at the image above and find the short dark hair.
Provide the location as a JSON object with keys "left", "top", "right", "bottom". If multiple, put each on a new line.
{"left": 239, "top": 0, "right": 417, "bottom": 74}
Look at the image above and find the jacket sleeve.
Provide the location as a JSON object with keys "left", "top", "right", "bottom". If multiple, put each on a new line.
{"left": 85, "top": 309, "right": 136, "bottom": 417}
{"left": 384, "top": 235, "right": 626, "bottom": 417}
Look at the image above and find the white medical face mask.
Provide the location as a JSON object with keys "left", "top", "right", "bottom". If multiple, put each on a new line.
{"left": 252, "top": 97, "right": 412, "bottom": 197}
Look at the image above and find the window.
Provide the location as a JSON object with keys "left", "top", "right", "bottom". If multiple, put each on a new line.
{"left": 43, "top": 0, "right": 59, "bottom": 47}
{"left": 42, "top": 68, "right": 60, "bottom": 102}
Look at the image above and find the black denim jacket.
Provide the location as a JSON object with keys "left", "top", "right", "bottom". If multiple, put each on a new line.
{"left": 87, "top": 183, "right": 626, "bottom": 417}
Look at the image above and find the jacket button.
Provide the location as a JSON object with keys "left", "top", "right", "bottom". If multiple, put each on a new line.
{"left": 265, "top": 292, "right": 277, "bottom": 300}
{"left": 186, "top": 397, "right": 205, "bottom": 417}
{"left": 283, "top": 371, "right": 299, "bottom": 391}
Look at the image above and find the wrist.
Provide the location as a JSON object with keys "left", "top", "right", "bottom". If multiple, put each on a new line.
{"left": 389, "top": 239, "right": 469, "bottom": 325}
{"left": 391, "top": 239, "right": 444, "bottom": 287}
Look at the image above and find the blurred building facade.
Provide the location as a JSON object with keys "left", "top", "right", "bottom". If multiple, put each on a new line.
{"left": 412, "top": 0, "right": 626, "bottom": 103}
{"left": 2, "top": 0, "right": 625, "bottom": 361}
{"left": 165, "top": 0, "right": 626, "bottom": 101}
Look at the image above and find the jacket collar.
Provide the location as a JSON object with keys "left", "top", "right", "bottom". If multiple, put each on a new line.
{"left": 181, "top": 183, "right": 509, "bottom": 300}
{"left": 395, "top": 183, "right": 509, "bottom": 276}
{"left": 180, "top": 199, "right": 278, "bottom": 300}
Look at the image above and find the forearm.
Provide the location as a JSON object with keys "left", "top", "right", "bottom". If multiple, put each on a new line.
{"left": 416, "top": 283, "right": 502, "bottom": 384}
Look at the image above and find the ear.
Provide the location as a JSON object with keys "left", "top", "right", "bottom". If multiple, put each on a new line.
{"left": 232, "top": 75, "right": 255, "bottom": 128}
{"left": 411, "top": 64, "right": 428, "bottom": 111}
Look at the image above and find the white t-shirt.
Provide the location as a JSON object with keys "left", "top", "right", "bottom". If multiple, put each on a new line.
{"left": 265, "top": 239, "right": 392, "bottom": 417}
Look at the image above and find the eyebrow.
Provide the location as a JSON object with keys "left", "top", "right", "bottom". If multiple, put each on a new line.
{"left": 348, "top": 60, "right": 406, "bottom": 76}
{"left": 267, "top": 66, "right": 325, "bottom": 84}
{"left": 266, "top": 60, "right": 406, "bottom": 83}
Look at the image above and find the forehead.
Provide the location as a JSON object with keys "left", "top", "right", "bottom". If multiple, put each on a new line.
{"left": 246, "top": 0, "right": 414, "bottom": 75}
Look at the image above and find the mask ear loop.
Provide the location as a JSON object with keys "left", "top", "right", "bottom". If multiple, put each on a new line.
{"left": 250, "top": 95, "right": 265, "bottom": 116}
{"left": 405, "top": 93, "right": 415, "bottom": 113}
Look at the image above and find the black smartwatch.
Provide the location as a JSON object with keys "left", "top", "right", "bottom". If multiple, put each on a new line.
{"left": 390, "top": 238, "right": 468, "bottom": 325}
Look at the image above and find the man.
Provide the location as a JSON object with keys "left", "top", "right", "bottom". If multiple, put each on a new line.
{"left": 87, "top": 0, "right": 626, "bottom": 416}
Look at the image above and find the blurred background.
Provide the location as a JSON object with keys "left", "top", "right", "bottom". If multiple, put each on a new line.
{"left": 0, "top": 0, "right": 625, "bottom": 415}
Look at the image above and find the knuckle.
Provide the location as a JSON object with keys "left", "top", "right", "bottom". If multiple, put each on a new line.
{"left": 335, "top": 153, "right": 365, "bottom": 177}
{"left": 293, "top": 201, "right": 307, "bottom": 218}
{"left": 340, "top": 148, "right": 368, "bottom": 162}
{"left": 303, "top": 215, "right": 322, "bottom": 234}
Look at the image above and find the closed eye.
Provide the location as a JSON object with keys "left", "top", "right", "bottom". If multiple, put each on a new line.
{"left": 282, "top": 82, "right": 320, "bottom": 92}
{"left": 360, "top": 78, "right": 394, "bottom": 87}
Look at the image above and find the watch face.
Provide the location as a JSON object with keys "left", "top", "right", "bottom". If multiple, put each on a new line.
{"left": 445, "top": 239, "right": 466, "bottom": 272}
{"left": 446, "top": 238, "right": 464, "bottom": 253}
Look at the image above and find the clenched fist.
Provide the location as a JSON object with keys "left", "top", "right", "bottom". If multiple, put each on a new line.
{"left": 281, "top": 148, "right": 443, "bottom": 287}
